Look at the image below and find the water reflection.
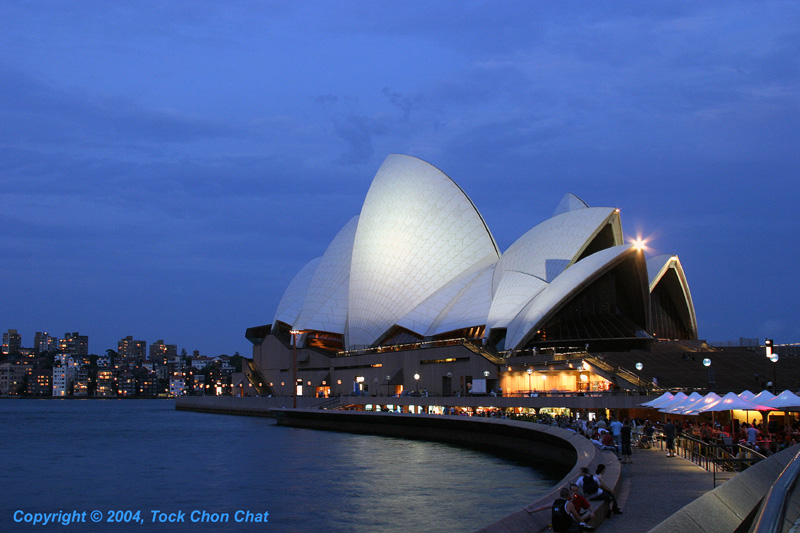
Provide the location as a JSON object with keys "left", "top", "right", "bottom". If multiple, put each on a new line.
{"left": 1, "top": 400, "right": 561, "bottom": 532}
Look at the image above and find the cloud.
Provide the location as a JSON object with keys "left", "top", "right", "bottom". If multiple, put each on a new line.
{"left": 3, "top": 68, "right": 238, "bottom": 147}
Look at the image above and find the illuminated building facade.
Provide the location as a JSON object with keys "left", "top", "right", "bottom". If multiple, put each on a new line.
{"left": 248, "top": 155, "right": 698, "bottom": 398}
{"left": 27, "top": 369, "right": 52, "bottom": 396}
{"left": 59, "top": 332, "right": 88, "bottom": 358}
{"left": 118, "top": 336, "right": 147, "bottom": 360}
{"left": 96, "top": 369, "right": 116, "bottom": 397}
{"left": 34, "top": 331, "right": 58, "bottom": 354}
{"left": 0, "top": 363, "right": 28, "bottom": 395}
{"left": 149, "top": 339, "right": 177, "bottom": 364}
{"left": 52, "top": 354, "right": 79, "bottom": 397}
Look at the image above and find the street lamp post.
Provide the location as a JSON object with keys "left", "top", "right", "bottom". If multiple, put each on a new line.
{"left": 290, "top": 330, "right": 301, "bottom": 408}
{"left": 766, "top": 338, "right": 777, "bottom": 391}
{"left": 635, "top": 362, "right": 643, "bottom": 395}
{"left": 414, "top": 373, "right": 420, "bottom": 394}
{"left": 703, "top": 358, "right": 712, "bottom": 392}
{"left": 769, "top": 353, "right": 779, "bottom": 391}
{"left": 526, "top": 368, "right": 533, "bottom": 394}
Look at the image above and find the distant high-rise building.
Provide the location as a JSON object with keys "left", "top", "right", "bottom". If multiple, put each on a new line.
{"left": 59, "top": 332, "right": 88, "bottom": 358}
{"left": 52, "top": 354, "right": 79, "bottom": 397}
{"left": 2, "top": 329, "right": 21, "bottom": 355}
{"left": 149, "top": 339, "right": 177, "bottom": 364}
{"left": 34, "top": 332, "right": 58, "bottom": 354}
{"left": 118, "top": 336, "right": 147, "bottom": 359}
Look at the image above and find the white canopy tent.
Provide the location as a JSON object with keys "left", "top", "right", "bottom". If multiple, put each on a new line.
{"left": 766, "top": 390, "right": 800, "bottom": 410}
{"left": 639, "top": 391, "right": 674, "bottom": 408}
{"left": 738, "top": 390, "right": 756, "bottom": 401}
{"left": 661, "top": 391, "right": 705, "bottom": 414}
{"left": 682, "top": 392, "right": 723, "bottom": 415}
{"left": 696, "top": 392, "right": 774, "bottom": 414}
{"left": 695, "top": 392, "right": 775, "bottom": 438}
{"left": 752, "top": 390, "right": 776, "bottom": 405}
{"left": 651, "top": 392, "right": 689, "bottom": 412}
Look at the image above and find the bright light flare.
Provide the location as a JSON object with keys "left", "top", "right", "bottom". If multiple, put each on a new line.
{"left": 630, "top": 236, "right": 648, "bottom": 251}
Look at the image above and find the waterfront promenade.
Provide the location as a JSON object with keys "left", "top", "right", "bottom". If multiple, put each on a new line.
{"left": 598, "top": 446, "right": 714, "bottom": 532}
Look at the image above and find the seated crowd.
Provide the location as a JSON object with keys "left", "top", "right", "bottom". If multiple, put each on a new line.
{"left": 536, "top": 463, "right": 623, "bottom": 532}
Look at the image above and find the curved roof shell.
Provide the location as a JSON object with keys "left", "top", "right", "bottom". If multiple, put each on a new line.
{"left": 272, "top": 256, "right": 321, "bottom": 327}
{"left": 505, "top": 244, "right": 647, "bottom": 349}
{"left": 292, "top": 216, "right": 359, "bottom": 334}
{"left": 486, "top": 207, "right": 622, "bottom": 332}
{"left": 647, "top": 254, "right": 698, "bottom": 339}
{"left": 552, "top": 193, "right": 589, "bottom": 217}
{"left": 396, "top": 260, "right": 496, "bottom": 337}
{"left": 346, "top": 154, "right": 500, "bottom": 349}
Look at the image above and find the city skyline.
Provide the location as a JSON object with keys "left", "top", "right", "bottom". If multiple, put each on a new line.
{"left": 2, "top": 2, "right": 798, "bottom": 356}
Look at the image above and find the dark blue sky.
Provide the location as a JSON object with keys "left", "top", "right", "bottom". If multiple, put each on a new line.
{"left": 2, "top": 2, "right": 798, "bottom": 356}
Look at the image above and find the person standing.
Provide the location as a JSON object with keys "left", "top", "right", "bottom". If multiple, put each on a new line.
{"left": 609, "top": 416, "right": 623, "bottom": 455}
{"left": 664, "top": 418, "right": 677, "bottom": 457}
{"left": 621, "top": 418, "right": 633, "bottom": 463}
{"left": 747, "top": 423, "right": 759, "bottom": 444}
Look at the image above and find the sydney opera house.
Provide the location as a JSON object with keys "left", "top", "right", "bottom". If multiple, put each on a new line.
{"left": 246, "top": 154, "right": 700, "bottom": 400}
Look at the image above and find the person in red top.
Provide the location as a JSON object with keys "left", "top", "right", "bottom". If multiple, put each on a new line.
{"left": 570, "top": 483, "right": 595, "bottom": 523}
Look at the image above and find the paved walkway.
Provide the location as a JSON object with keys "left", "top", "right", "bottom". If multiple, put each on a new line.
{"left": 596, "top": 445, "right": 717, "bottom": 532}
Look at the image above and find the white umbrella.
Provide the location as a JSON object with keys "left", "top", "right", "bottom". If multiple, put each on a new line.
{"left": 765, "top": 390, "right": 800, "bottom": 410}
{"left": 662, "top": 391, "right": 705, "bottom": 415}
{"left": 762, "top": 390, "right": 800, "bottom": 436}
{"left": 683, "top": 392, "right": 722, "bottom": 415}
{"left": 640, "top": 391, "right": 673, "bottom": 408}
{"left": 696, "top": 392, "right": 774, "bottom": 413}
{"left": 696, "top": 392, "right": 775, "bottom": 438}
{"left": 752, "top": 390, "right": 776, "bottom": 404}
{"left": 652, "top": 392, "right": 688, "bottom": 411}
{"left": 738, "top": 390, "right": 756, "bottom": 401}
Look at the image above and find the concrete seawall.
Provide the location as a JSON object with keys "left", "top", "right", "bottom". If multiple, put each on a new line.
{"left": 175, "top": 395, "right": 324, "bottom": 415}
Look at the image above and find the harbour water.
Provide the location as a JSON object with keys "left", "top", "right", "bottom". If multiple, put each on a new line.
{"left": 1, "top": 399, "right": 562, "bottom": 532}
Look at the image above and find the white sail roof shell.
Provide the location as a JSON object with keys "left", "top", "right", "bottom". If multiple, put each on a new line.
{"left": 505, "top": 244, "right": 637, "bottom": 349}
{"left": 346, "top": 154, "right": 499, "bottom": 349}
{"left": 396, "top": 259, "right": 496, "bottom": 337}
{"left": 272, "top": 257, "right": 321, "bottom": 327}
{"left": 486, "top": 207, "right": 621, "bottom": 332}
{"left": 647, "top": 253, "right": 698, "bottom": 338}
{"left": 292, "top": 216, "right": 358, "bottom": 334}
{"left": 552, "top": 193, "right": 589, "bottom": 217}
{"left": 429, "top": 263, "right": 496, "bottom": 336}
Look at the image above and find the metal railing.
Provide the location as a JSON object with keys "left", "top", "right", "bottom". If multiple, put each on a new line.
{"left": 750, "top": 447, "right": 800, "bottom": 533}
{"left": 660, "top": 432, "right": 766, "bottom": 487}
